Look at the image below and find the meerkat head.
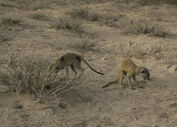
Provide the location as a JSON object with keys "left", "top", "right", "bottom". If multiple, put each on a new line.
{"left": 53, "top": 63, "right": 64, "bottom": 73}
{"left": 139, "top": 67, "right": 151, "bottom": 81}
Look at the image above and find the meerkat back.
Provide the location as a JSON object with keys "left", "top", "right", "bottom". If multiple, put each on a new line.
{"left": 119, "top": 58, "right": 137, "bottom": 73}
{"left": 60, "top": 53, "right": 81, "bottom": 66}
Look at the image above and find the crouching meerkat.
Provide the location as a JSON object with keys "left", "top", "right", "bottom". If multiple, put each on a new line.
{"left": 102, "top": 58, "right": 151, "bottom": 90}
{"left": 49, "top": 53, "right": 104, "bottom": 78}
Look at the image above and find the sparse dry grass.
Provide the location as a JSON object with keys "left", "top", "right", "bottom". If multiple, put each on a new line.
{"left": 121, "top": 41, "right": 164, "bottom": 59}
{"left": 122, "top": 19, "right": 169, "bottom": 37}
{"left": 116, "top": 0, "right": 132, "bottom": 4}
{"left": 30, "top": 11, "right": 50, "bottom": 21}
{"left": 11, "top": 0, "right": 51, "bottom": 10}
{"left": 137, "top": 0, "right": 177, "bottom": 5}
{"left": 68, "top": 8, "right": 120, "bottom": 27}
{"left": 0, "top": 1, "right": 16, "bottom": 8}
{"left": 74, "top": 0, "right": 112, "bottom": 4}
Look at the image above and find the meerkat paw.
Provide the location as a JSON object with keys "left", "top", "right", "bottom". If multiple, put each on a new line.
{"left": 121, "top": 85, "right": 126, "bottom": 89}
{"left": 131, "top": 87, "right": 136, "bottom": 90}
{"left": 139, "top": 86, "right": 144, "bottom": 89}
{"left": 137, "top": 85, "right": 144, "bottom": 89}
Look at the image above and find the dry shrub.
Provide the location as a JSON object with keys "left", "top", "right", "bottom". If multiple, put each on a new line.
{"left": 66, "top": 37, "right": 96, "bottom": 52}
{"left": 121, "top": 41, "right": 164, "bottom": 59}
{"left": 69, "top": 8, "right": 100, "bottom": 21}
{"left": 68, "top": 8, "right": 121, "bottom": 27}
{"left": 52, "top": 16, "right": 84, "bottom": 35}
{"left": 122, "top": 20, "right": 169, "bottom": 37}
{"left": 0, "top": 16, "right": 21, "bottom": 26}
{"left": 0, "top": 16, "right": 22, "bottom": 44}
{"left": 75, "top": 0, "right": 112, "bottom": 4}
{"left": 116, "top": 0, "right": 133, "bottom": 4}
{"left": 99, "top": 13, "right": 121, "bottom": 27}
{"left": 0, "top": 54, "right": 79, "bottom": 100}
{"left": 0, "top": 2, "right": 16, "bottom": 8}
{"left": 0, "top": 26, "right": 13, "bottom": 43}
{"left": 11, "top": 0, "right": 51, "bottom": 10}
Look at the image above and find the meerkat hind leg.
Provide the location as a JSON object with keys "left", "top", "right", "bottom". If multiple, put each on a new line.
{"left": 70, "top": 64, "right": 78, "bottom": 79}
{"left": 119, "top": 72, "right": 126, "bottom": 89}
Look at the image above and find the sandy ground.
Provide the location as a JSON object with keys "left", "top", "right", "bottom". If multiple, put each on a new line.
{"left": 0, "top": 0, "right": 177, "bottom": 127}
{"left": 0, "top": 77, "right": 177, "bottom": 127}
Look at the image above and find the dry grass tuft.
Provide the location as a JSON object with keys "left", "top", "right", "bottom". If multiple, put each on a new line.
{"left": 30, "top": 11, "right": 50, "bottom": 21}
{"left": 0, "top": 54, "right": 79, "bottom": 100}
{"left": 122, "top": 20, "right": 169, "bottom": 37}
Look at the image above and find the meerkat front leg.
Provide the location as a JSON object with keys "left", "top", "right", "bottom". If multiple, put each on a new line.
{"left": 78, "top": 67, "right": 84, "bottom": 79}
{"left": 127, "top": 75, "right": 135, "bottom": 90}
{"left": 65, "top": 66, "right": 69, "bottom": 79}
{"left": 132, "top": 75, "right": 144, "bottom": 89}
{"left": 74, "top": 62, "right": 84, "bottom": 79}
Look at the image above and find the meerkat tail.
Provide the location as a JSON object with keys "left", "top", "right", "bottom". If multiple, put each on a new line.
{"left": 102, "top": 80, "right": 117, "bottom": 88}
{"left": 80, "top": 57, "right": 104, "bottom": 75}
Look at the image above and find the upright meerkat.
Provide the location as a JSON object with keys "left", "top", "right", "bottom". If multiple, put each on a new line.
{"left": 102, "top": 58, "right": 150, "bottom": 90}
{"left": 49, "top": 53, "right": 104, "bottom": 78}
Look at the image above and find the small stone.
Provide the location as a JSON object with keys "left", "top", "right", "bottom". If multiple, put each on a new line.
{"left": 0, "top": 85, "right": 9, "bottom": 93}
{"left": 14, "top": 101, "right": 23, "bottom": 109}
{"left": 102, "top": 57, "right": 107, "bottom": 60}
{"left": 168, "top": 65, "right": 177, "bottom": 73}
{"left": 169, "top": 103, "right": 177, "bottom": 108}
{"left": 59, "top": 103, "right": 67, "bottom": 109}
{"left": 159, "top": 113, "right": 168, "bottom": 118}
{"left": 14, "top": 104, "right": 23, "bottom": 109}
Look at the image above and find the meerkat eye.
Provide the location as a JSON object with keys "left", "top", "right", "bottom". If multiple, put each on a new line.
{"left": 141, "top": 69, "right": 145, "bottom": 73}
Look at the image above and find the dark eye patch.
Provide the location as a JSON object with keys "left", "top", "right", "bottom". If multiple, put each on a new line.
{"left": 141, "top": 70, "right": 145, "bottom": 73}
{"left": 60, "top": 56, "right": 64, "bottom": 61}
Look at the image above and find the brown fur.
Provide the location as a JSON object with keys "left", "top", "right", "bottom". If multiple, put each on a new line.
{"left": 49, "top": 53, "right": 104, "bottom": 78}
{"left": 102, "top": 58, "right": 150, "bottom": 90}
